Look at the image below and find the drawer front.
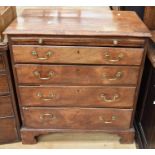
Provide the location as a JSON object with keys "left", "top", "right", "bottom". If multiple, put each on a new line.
{"left": 15, "top": 65, "right": 139, "bottom": 85}
{"left": 0, "top": 118, "right": 18, "bottom": 143}
{"left": 12, "top": 45, "right": 143, "bottom": 65}
{"left": 0, "top": 74, "right": 9, "bottom": 94}
{"left": 0, "top": 96, "right": 13, "bottom": 117}
{"left": 0, "top": 54, "right": 5, "bottom": 71}
{"left": 23, "top": 108, "right": 132, "bottom": 129}
{"left": 19, "top": 86, "right": 136, "bottom": 108}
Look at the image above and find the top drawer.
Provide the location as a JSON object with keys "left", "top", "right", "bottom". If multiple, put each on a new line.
{"left": 12, "top": 45, "right": 143, "bottom": 65}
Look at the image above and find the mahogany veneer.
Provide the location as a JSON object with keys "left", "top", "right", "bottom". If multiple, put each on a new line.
{"left": 19, "top": 86, "right": 136, "bottom": 108}
{"left": 12, "top": 46, "right": 144, "bottom": 65}
{"left": 22, "top": 108, "right": 133, "bottom": 130}
{"left": 4, "top": 8, "right": 150, "bottom": 144}
{"left": 15, "top": 64, "right": 140, "bottom": 85}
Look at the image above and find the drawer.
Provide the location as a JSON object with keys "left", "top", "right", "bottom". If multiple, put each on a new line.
{"left": 19, "top": 86, "right": 136, "bottom": 108}
{"left": 0, "top": 54, "right": 5, "bottom": 71}
{"left": 0, "top": 118, "right": 18, "bottom": 143}
{"left": 0, "top": 74, "right": 9, "bottom": 94}
{"left": 0, "top": 96, "right": 14, "bottom": 117}
{"left": 15, "top": 64, "right": 139, "bottom": 85}
{"left": 23, "top": 107, "right": 133, "bottom": 130}
{"left": 12, "top": 45, "right": 144, "bottom": 65}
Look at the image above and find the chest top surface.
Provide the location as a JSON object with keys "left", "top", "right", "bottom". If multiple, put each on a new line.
{"left": 4, "top": 8, "right": 150, "bottom": 38}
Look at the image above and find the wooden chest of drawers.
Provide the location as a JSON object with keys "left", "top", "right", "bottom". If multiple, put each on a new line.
{"left": 4, "top": 8, "right": 150, "bottom": 144}
{"left": 0, "top": 43, "right": 20, "bottom": 144}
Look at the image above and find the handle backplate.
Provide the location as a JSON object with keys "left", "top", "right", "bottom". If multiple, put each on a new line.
{"left": 33, "top": 70, "right": 55, "bottom": 80}
{"left": 37, "top": 92, "right": 56, "bottom": 101}
{"left": 103, "top": 71, "right": 123, "bottom": 81}
{"left": 100, "top": 93, "right": 120, "bottom": 103}
{"left": 99, "top": 116, "right": 116, "bottom": 124}
{"left": 32, "top": 51, "right": 53, "bottom": 60}
{"left": 104, "top": 52, "right": 124, "bottom": 62}
{"left": 40, "top": 113, "right": 56, "bottom": 120}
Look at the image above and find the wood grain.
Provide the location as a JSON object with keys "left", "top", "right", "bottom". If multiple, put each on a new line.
{"left": 19, "top": 86, "right": 136, "bottom": 108}
{"left": 0, "top": 118, "right": 18, "bottom": 143}
{"left": 22, "top": 107, "right": 133, "bottom": 130}
{"left": 0, "top": 96, "right": 13, "bottom": 117}
{"left": 0, "top": 54, "right": 5, "bottom": 70}
{"left": 0, "top": 74, "right": 9, "bottom": 94}
{"left": 4, "top": 9, "right": 150, "bottom": 37}
{"left": 12, "top": 45, "right": 144, "bottom": 65}
{"left": 15, "top": 64, "right": 140, "bottom": 85}
{"left": 5, "top": 8, "right": 150, "bottom": 145}
{"left": 11, "top": 37, "right": 146, "bottom": 47}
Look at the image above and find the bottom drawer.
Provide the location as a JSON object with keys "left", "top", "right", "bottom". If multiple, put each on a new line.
{"left": 0, "top": 118, "right": 18, "bottom": 143}
{"left": 23, "top": 107, "right": 133, "bottom": 130}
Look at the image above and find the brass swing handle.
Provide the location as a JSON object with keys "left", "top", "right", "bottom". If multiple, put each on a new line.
{"left": 99, "top": 116, "right": 116, "bottom": 124}
{"left": 100, "top": 94, "right": 120, "bottom": 103}
{"left": 104, "top": 52, "right": 124, "bottom": 62}
{"left": 33, "top": 71, "right": 54, "bottom": 80}
{"left": 103, "top": 71, "right": 123, "bottom": 81}
{"left": 31, "top": 51, "right": 53, "bottom": 60}
{"left": 40, "top": 113, "right": 56, "bottom": 120}
{"left": 37, "top": 92, "right": 56, "bottom": 101}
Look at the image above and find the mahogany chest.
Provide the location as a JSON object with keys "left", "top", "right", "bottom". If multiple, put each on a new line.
{"left": 4, "top": 8, "right": 150, "bottom": 144}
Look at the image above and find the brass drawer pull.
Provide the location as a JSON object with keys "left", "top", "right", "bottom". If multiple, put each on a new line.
{"left": 37, "top": 92, "right": 56, "bottom": 101}
{"left": 104, "top": 121, "right": 112, "bottom": 124}
{"left": 40, "top": 113, "right": 56, "bottom": 120}
{"left": 100, "top": 94, "right": 119, "bottom": 102}
{"left": 33, "top": 71, "right": 54, "bottom": 80}
{"left": 99, "top": 116, "right": 116, "bottom": 124}
{"left": 31, "top": 51, "right": 53, "bottom": 60}
{"left": 103, "top": 71, "right": 123, "bottom": 81}
{"left": 22, "top": 107, "right": 29, "bottom": 110}
{"left": 104, "top": 52, "right": 124, "bottom": 62}
{"left": 38, "top": 38, "right": 43, "bottom": 44}
{"left": 113, "top": 40, "right": 118, "bottom": 45}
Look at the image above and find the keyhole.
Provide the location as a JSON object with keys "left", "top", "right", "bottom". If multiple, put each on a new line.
{"left": 77, "top": 50, "right": 80, "bottom": 54}
{"left": 76, "top": 89, "right": 80, "bottom": 93}
{"left": 76, "top": 69, "right": 80, "bottom": 72}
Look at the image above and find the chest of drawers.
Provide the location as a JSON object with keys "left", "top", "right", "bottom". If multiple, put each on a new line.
{"left": 4, "top": 8, "right": 150, "bottom": 144}
{"left": 0, "top": 43, "right": 20, "bottom": 144}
